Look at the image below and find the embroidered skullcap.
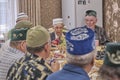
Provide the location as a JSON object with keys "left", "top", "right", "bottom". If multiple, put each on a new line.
{"left": 53, "top": 18, "right": 63, "bottom": 25}
{"left": 104, "top": 42, "right": 120, "bottom": 67}
{"left": 85, "top": 10, "right": 97, "bottom": 17}
{"left": 11, "top": 28, "right": 29, "bottom": 41}
{"left": 66, "top": 26, "right": 95, "bottom": 55}
{"left": 17, "top": 12, "right": 28, "bottom": 19}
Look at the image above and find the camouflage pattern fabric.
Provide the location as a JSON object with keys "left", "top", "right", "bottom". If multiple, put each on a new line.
{"left": 94, "top": 25, "right": 110, "bottom": 45}
{"left": 7, "top": 53, "right": 52, "bottom": 80}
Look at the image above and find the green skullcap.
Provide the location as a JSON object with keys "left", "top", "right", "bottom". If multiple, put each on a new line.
{"left": 11, "top": 28, "right": 29, "bottom": 41}
{"left": 85, "top": 10, "right": 97, "bottom": 17}
{"left": 26, "top": 25, "right": 50, "bottom": 48}
{"left": 104, "top": 42, "right": 120, "bottom": 67}
{"left": 15, "top": 21, "right": 33, "bottom": 29}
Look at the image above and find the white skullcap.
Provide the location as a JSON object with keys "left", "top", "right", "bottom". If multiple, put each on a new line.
{"left": 17, "top": 12, "right": 28, "bottom": 19}
{"left": 53, "top": 18, "right": 63, "bottom": 25}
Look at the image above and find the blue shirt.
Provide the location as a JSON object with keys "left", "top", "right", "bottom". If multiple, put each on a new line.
{"left": 46, "top": 64, "right": 90, "bottom": 80}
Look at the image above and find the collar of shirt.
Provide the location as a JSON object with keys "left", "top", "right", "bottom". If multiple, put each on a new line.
{"left": 25, "top": 52, "right": 45, "bottom": 64}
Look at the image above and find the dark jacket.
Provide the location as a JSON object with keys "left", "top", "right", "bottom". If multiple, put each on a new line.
{"left": 50, "top": 32, "right": 66, "bottom": 41}
{"left": 46, "top": 64, "right": 90, "bottom": 80}
{"left": 84, "top": 25, "right": 110, "bottom": 45}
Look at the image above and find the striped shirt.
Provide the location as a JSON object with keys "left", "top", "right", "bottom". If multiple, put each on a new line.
{"left": 0, "top": 40, "right": 25, "bottom": 80}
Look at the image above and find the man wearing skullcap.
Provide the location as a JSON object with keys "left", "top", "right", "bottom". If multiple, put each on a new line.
{"left": 47, "top": 27, "right": 96, "bottom": 80}
{"left": 15, "top": 20, "right": 33, "bottom": 29}
{"left": 50, "top": 18, "right": 66, "bottom": 45}
{"left": 16, "top": 12, "right": 29, "bottom": 23}
{"left": 0, "top": 21, "right": 33, "bottom": 80}
{"left": 84, "top": 10, "right": 110, "bottom": 45}
{"left": 7, "top": 25, "right": 60, "bottom": 80}
{"left": 99, "top": 42, "right": 120, "bottom": 80}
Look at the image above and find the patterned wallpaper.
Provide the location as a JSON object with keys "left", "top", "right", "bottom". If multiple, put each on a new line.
{"left": 104, "top": 0, "right": 120, "bottom": 42}
{"left": 40, "top": 0, "right": 62, "bottom": 28}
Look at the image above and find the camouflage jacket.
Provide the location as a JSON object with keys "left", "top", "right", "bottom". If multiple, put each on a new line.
{"left": 94, "top": 25, "right": 110, "bottom": 45}
{"left": 7, "top": 53, "right": 52, "bottom": 80}
{"left": 84, "top": 25, "right": 110, "bottom": 45}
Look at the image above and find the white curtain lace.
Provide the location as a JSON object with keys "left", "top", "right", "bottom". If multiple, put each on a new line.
{"left": 0, "top": 0, "right": 17, "bottom": 41}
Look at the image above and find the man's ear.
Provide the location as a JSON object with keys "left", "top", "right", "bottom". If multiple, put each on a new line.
{"left": 44, "top": 43, "right": 48, "bottom": 52}
{"left": 20, "top": 41, "right": 26, "bottom": 53}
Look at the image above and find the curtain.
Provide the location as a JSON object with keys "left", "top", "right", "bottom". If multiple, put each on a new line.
{"left": 7, "top": 0, "right": 17, "bottom": 29}
{"left": 0, "top": 0, "right": 17, "bottom": 41}
{"left": 104, "top": 0, "right": 120, "bottom": 42}
{"left": 18, "top": 0, "right": 62, "bottom": 28}
{"left": 18, "top": 0, "right": 41, "bottom": 26}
